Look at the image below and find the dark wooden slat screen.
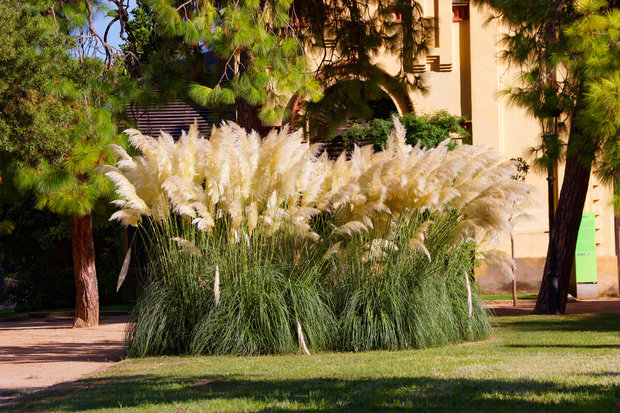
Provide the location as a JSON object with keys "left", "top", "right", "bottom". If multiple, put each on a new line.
{"left": 128, "top": 100, "right": 235, "bottom": 139}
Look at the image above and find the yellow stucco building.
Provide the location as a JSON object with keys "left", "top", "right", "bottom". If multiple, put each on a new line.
{"left": 300, "top": 1, "right": 619, "bottom": 296}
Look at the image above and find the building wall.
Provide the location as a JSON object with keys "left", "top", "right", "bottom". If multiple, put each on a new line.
{"left": 300, "top": 1, "right": 619, "bottom": 296}
{"left": 457, "top": 3, "right": 617, "bottom": 296}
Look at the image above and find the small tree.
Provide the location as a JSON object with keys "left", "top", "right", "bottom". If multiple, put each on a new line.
{"left": 0, "top": 1, "right": 124, "bottom": 326}
{"left": 473, "top": 0, "right": 619, "bottom": 313}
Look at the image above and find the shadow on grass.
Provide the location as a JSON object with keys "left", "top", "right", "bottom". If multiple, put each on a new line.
{"left": 494, "top": 313, "right": 620, "bottom": 333}
{"left": 5, "top": 373, "right": 620, "bottom": 412}
{"left": 505, "top": 344, "right": 620, "bottom": 349}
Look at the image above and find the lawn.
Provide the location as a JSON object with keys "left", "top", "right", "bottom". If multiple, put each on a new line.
{"left": 480, "top": 293, "right": 538, "bottom": 301}
{"left": 6, "top": 314, "right": 620, "bottom": 412}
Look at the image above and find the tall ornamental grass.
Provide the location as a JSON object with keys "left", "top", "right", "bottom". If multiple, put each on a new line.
{"left": 105, "top": 119, "right": 533, "bottom": 356}
{"left": 128, "top": 217, "right": 335, "bottom": 357}
{"left": 331, "top": 211, "right": 489, "bottom": 351}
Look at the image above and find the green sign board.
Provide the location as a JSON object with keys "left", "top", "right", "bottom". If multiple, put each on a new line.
{"left": 574, "top": 212, "right": 597, "bottom": 283}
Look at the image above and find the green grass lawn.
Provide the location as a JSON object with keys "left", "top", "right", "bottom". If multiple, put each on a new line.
{"left": 480, "top": 293, "right": 538, "bottom": 301}
{"left": 6, "top": 314, "right": 620, "bottom": 412}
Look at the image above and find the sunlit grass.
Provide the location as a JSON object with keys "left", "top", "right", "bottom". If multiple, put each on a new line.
{"left": 7, "top": 314, "right": 620, "bottom": 412}
{"left": 480, "top": 293, "right": 538, "bottom": 301}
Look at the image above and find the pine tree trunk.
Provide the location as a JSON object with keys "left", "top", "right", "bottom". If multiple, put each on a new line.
{"left": 533, "top": 133, "right": 592, "bottom": 314}
{"left": 70, "top": 213, "right": 99, "bottom": 327}
{"left": 236, "top": 50, "right": 263, "bottom": 133}
{"left": 236, "top": 98, "right": 262, "bottom": 133}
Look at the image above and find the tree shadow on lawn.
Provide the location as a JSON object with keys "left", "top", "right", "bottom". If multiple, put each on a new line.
{"left": 505, "top": 344, "right": 620, "bottom": 349}
{"left": 494, "top": 313, "right": 620, "bottom": 333}
{"left": 6, "top": 372, "right": 620, "bottom": 412}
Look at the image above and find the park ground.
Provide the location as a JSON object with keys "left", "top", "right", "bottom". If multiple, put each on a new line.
{"left": 0, "top": 301, "right": 619, "bottom": 412}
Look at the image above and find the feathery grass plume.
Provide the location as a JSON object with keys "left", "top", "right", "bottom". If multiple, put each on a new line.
{"left": 297, "top": 319, "right": 311, "bottom": 355}
{"left": 213, "top": 264, "right": 220, "bottom": 306}
{"left": 172, "top": 237, "right": 202, "bottom": 257}
{"left": 321, "top": 117, "right": 533, "bottom": 276}
{"left": 116, "top": 247, "right": 131, "bottom": 292}
{"left": 111, "top": 119, "right": 531, "bottom": 356}
{"left": 465, "top": 271, "right": 473, "bottom": 317}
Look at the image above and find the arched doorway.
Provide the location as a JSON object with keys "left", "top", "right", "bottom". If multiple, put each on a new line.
{"left": 296, "top": 78, "right": 407, "bottom": 141}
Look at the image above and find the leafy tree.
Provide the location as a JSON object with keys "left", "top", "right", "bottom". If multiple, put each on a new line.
{"left": 472, "top": 0, "right": 619, "bottom": 313}
{"left": 0, "top": 1, "right": 126, "bottom": 326}
{"left": 135, "top": 0, "right": 321, "bottom": 131}
{"left": 122, "top": 0, "right": 161, "bottom": 76}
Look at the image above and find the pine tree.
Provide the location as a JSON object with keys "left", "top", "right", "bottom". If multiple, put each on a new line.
{"left": 129, "top": 1, "right": 433, "bottom": 136}
{"left": 138, "top": 0, "right": 322, "bottom": 132}
{"left": 0, "top": 1, "right": 126, "bottom": 327}
{"left": 472, "top": 0, "right": 619, "bottom": 313}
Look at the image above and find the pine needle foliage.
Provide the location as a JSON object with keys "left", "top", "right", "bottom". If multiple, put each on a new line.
{"left": 0, "top": 1, "right": 124, "bottom": 217}
{"left": 109, "top": 120, "right": 531, "bottom": 355}
{"left": 139, "top": 0, "right": 321, "bottom": 125}
{"left": 294, "top": 0, "right": 434, "bottom": 137}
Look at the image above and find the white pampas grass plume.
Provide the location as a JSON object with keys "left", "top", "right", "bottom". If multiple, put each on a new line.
{"left": 246, "top": 202, "right": 258, "bottom": 235}
{"left": 214, "top": 265, "right": 220, "bottom": 306}
{"left": 297, "top": 319, "right": 311, "bottom": 355}
{"left": 408, "top": 220, "right": 433, "bottom": 263}
{"left": 105, "top": 169, "right": 150, "bottom": 215}
{"left": 106, "top": 120, "right": 534, "bottom": 279}
{"left": 171, "top": 237, "right": 202, "bottom": 257}
{"left": 409, "top": 239, "right": 431, "bottom": 263}
{"left": 413, "top": 220, "right": 434, "bottom": 243}
{"left": 479, "top": 249, "right": 516, "bottom": 279}
{"left": 363, "top": 238, "right": 398, "bottom": 262}
{"left": 323, "top": 241, "right": 342, "bottom": 260}
{"left": 110, "top": 209, "right": 142, "bottom": 227}
{"left": 335, "top": 220, "right": 369, "bottom": 237}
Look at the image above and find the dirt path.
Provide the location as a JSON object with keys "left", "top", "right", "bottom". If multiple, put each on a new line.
{"left": 0, "top": 315, "right": 127, "bottom": 400}
{"left": 487, "top": 298, "right": 620, "bottom": 316}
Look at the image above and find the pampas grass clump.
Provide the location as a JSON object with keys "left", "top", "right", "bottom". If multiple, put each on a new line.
{"left": 332, "top": 211, "right": 489, "bottom": 351}
{"left": 107, "top": 119, "right": 532, "bottom": 356}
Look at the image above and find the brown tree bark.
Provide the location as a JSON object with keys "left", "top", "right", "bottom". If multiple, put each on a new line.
{"left": 236, "top": 98, "right": 263, "bottom": 133}
{"left": 70, "top": 213, "right": 99, "bottom": 327}
{"left": 533, "top": 131, "right": 592, "bottom": 314}
{"left": 236, "top": 50, "right": 264, "bottom": 134}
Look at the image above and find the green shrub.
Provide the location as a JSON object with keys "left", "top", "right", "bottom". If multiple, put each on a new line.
{"left": 340, "top": 110, "right": 469, "bottom": 150}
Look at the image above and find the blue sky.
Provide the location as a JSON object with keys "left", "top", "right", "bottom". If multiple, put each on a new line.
{"left": 92, "top": 0, "right": 137, "bottom": 49}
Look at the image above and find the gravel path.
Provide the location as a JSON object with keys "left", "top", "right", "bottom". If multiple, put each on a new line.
{"left": 0, "top": 315, "right": 127, "bottom": 400}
